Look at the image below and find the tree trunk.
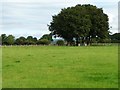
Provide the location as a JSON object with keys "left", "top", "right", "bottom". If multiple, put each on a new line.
{"left": 76, "top": 38, "right": 79, "bottom": 46}
{"left": 81, "top": 37, "right": 84, "bottom": 46}
{"left": 66, "top": 42, "right": 70, "bottom": 46}
{"left": 86, "top": 36, "right": 90, "bottom": 46}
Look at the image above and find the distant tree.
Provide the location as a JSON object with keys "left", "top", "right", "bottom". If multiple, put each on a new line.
{"left": 1, "top": 34, "right": 7, "bottom": 45}
{"left": 26, "top": 36, "right": 35, "bottom": 45}
{"left": 0, "top": 36, "right": 2, "bottom": 45}
{"left": 110, "top": 33, "right": 120, "bottom": 43}
{"left": 5, "top": 35, "right": 15, "bottom": 45}
{"left": 33, "top": 37, "right": 37, "bottom": 44}
{"left": 49, "top": 4, "right": 109, "bottom": 46}
{"left": 15, "top": 37, "right": 26, "bottom": 45}
{"left": 56, "top": 40, "right": 65, "bottom": 46}
{"left": 40, "top": 34, "right": 53, "bottom": 41}
{"left": 37, "top": 39, "right": 50, "bottom": 45}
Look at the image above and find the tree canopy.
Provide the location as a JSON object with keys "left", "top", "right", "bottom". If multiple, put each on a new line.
{"left": 49, "top": 4, "right": 109, "bottom": 46}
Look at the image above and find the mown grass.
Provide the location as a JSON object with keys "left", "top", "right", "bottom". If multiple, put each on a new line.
{"left": 2, "top": 45, "right": 118, "bottom": 88}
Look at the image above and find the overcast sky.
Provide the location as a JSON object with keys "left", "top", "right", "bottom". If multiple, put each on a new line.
{"left": 0, "top": 0, "right": 119, "bottom": 38}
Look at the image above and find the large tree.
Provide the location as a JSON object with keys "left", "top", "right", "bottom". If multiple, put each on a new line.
{"left": 49, "top": 4, "right": 109, "bottom": 46}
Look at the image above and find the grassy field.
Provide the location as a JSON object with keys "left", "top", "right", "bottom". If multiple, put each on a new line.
{"left": 2, "top": 45, "right": 118, "bottom": 88}
{"left": 0, "top": 47, "right": 2, "bottom": 89}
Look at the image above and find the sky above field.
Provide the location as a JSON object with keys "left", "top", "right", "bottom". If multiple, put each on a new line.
{"left": 0, "top": 0, "right": 119, "bottom": 38}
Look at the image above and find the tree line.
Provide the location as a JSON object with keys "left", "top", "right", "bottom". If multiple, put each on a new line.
{"left": 0, "top": 33, "right": 120, "bottom": 46}
{"left": 0, "top": 34, "right": 53, "bottom": 45}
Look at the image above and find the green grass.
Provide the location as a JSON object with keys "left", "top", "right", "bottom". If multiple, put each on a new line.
{"left": 2, "top": 45, "right": 118, "bottom": 88}
{"left": 0, "top": 47, "right": 2, "bottom": 89}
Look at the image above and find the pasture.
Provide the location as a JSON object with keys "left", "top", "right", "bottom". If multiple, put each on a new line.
{"left": 2, "top": 45, "right": 118, "bottom": 88}
{"left": 0, "top": 47, "right": 2, "bottom": 89}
